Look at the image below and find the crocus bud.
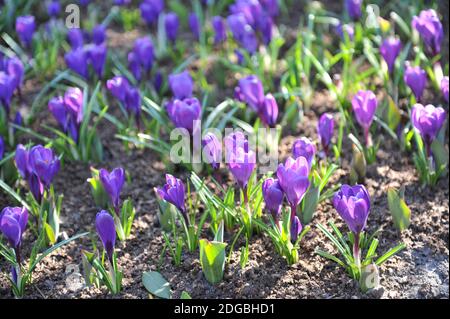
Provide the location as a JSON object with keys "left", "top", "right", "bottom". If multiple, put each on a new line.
{"left": 189, "top": 13, "right": 200, "bottom": 41}
{"left": 333, "top": 184, "right": 371, "bottom": 234}
{"left": 65, "top": 47, "right": 89, "bottom": 79}
{"left": 67, "top": 28, "right": 84, "bottom": 49}
{"left": 166, "top": 97, "right": 202, "bottom": 133}
{"left": 86, "top": 44, "right": 107, "bottom": 78}
{"left": 260, "top": 94, "right": 278, "bottom": 127}
{"left": 202, "top": 132, "right": 222, "bottom": 170}
{"left": 154, "top": 71, "right": 163, "bottom": 92}
{"left": 441, "top": 76, "right": 449, "bottom": 103}
{"left": 15, "top": 144, "right": 30, "bottom": 180}
{"left": 165, "top": 12, "right": 179, "bottom": 43}
{"left": 92, "top": 25, "right": 106, "bottom": 44}
{"left": 380, "top": 37, "right": 402, "bottom": 73}
{"left": 411, "top": 104, "right": 446, "bottom": 150}
{"left": 49, "top": 96, "right": 68, "bottom": 131}
{"left": 212, "top": 16, "right": 226, "bottom": 44}
{"left": 412, "top": 9, "right": 443, "bottom": 56}
{"left": 133, "top": 37, "right": 154, "bottom": 71}
{"left": 128, "top": 52, "right": 141, "bottom": 81}
{"left": 6, "top": 56, "right": 24, "bottom": 91}
{"left": 140, "top": 0, "right": 164, "bottom": 26}
{"left": 276, "top": 156, "right": 310, "bottom": 210}
{"left": 345, "top": 0, "right": 362, "bottom": 21}
{"left": 0, "top": 136, "right": 4, "bottom": 160}
{"left": 0, "top": 72, "right": 14, "bottom": 112}
{"left": 47, "top": 0, "right": 61, "bottom": 18}
{"left": 124, "top": 86, "right": 141, "bottom": 118}
{"left": 15, "top": 15, "right": 35, "bottom": 47}
{"left": 107, "top": 76, "right": 130, "bottom": 102}
{"left": 224, "top": 132, "right": 256, "bottom": 190}
{"left": 29, "top": 145, "right": 60, "bottom": 188}
{"left": 99, "top": 167, "right": 125, "bottom": 211}
{"left": 95, "top": 210, "right": 116, "bottom": 262}
{"left": 237, "top": 75, "right": 264, "bottom": 111}
{"left": 157, "top": 174, "right": 187, "bottom": 215}
{"left": 290, "top": 215, "right": 302, "bottom": 242}
{"left": 318, "top": 113, "right": 334, "bottom": 153}
{"left": 404, "top": 64, "right": 427, "bottom": 101}
{"left": 262, "top": 178, "right": 283, "bottom": 218}
{"left": 64, "top": 87, "right": 84, "bottom": 124}
{"left": 168, "top": 71, "right": 193, "bottom": 99}
{"left": 351, "top": 90, "right": 378, "bottom": 145}
{"left": 292, "top": 137, "right": 316, "bottom": 167}
{"left": 0, "top": 206, "right": 28, "bottom": 250}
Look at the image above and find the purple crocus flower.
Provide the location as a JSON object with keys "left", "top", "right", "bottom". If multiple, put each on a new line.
{"left": 165, "top": 12, "right": 179, "bottom": 43}
{"left": 224, "top": 132, "right": 256, "bottom": 190}
{"left": 333, "top": 184, "right": 371, "bottom": 234}
{"left": 15, "top": 16, "right": 35, "bottom": 47}
{"left": 166, "top": 97, "right": 202, "bottom": 133}
{"left": 128, "top": 52, "right": 141, "bottom": 81}
{"left": 157, "top": 174, "right": 187, "bottom": 222}
{"left": 6, "top": 57, "right": 24, "bottom": 91}
{"left": 65, "top": 47, "right": 89, "bottom": 78}
{"left": 318, "top": 113, "right": 334, "bottom": 154}
{"left": 140, "top": 0, "right": 165, "bottom": 26}
{"left": 404, "top": 64, "right": 427, "bottom": 101}
{"left": 258, "top": 14, "right": 273, "bottom": 45}
{"left": 412, "top": 9, "right": 443, "bottom": 56}
{"left": 0, "top": 206, "right": 28, "bottom": 250}
{"left": 124, "top": 86, "right": 141, "bottom": 117}
{"left": 0, "top": 136, "right": 4, "bottom": 160}
{"left": 86, "top": 44, "right": 107, "bottom": 78}
{"left": 237, "top": 75, "right": 264, "bottom": 111}
{"left": 64, "top": 87, "right": 84, "bottom": 124}
{"left": 345, "top": 0, "right": 362, "bottom": 21}
{"left": 260, "top": 0, "right": 279, "bottom": 17}
{"left": 351, "top": 90, "right": 378, "bottom": 145}
{"left": 441, "top": 76, "right": 449, "bottom": 103}
{"left": 292, "top": 137, "right": 316, "bottom": 168}
{"left": 262, "top": 178, "right": 283, "bottom": 219}
{"left": 276, "top": 156, "right": 310, "bottom": 212}
{"left": 168, "top": 71, "right": 193, "bottom": 99}
{"left": 49, "top": 96, "right": 68, "bottom": 131}
{"left": 95, "top": 210, "right": 116, "bottom": 262}
{"left": 189, "top": 13, "right": 201, "bottom": 41}
{"left": 227, "top": 13, "right": 258, "bottom": 53}
{"left": 92, "top": 25, "right": 106, "bottom": 44}
{"left": 106, "top": 76, "right": 130, "bottom": 102}
{"left": 15, "top": 144, "right": 31, "bottom": 180}
{"left": 290, "top": 215, "right": 302, "bottom": 242}
{"left": 260, "top": 94, "right": 278, "bottom": 127}
{"left": 202, "top": 132, "right": 222, "bottom": 170}
{"left": 99, "top": 167, "right": 125, "bottom": 211}
{"left": 67, "top": 28, "right": 84, "bottom": 49}
{"left": 380, "top": 37, "right": 402, "bottom": 73}
{"left": 0, "top": 72, "right": 14, "bottom": 112}
{"left": 154, "top": 71, "right": 163, "bottom": 92}
{"left": 47, "top": 0, "right": 61, "bottom": 18}
{"left": 411, "top": 104, "right": 446, "bottom": 154}
{"left": 28, "top": 145, "right": 60, "bottom": 188}
{"left": 335, "top": 23, "right": 355, "bottom": 41}
{"left": 212, "top": 16, "right": 227, "bottom": 44}
{"left": 133, "top": 37, "right": 154, "bottom": 71}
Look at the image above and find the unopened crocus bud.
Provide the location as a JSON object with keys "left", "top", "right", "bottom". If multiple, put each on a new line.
{"left": 67, "top": 28, "right": 84, "bottom": 49}
{"left": 404, "top": 64, "right": 427, "bottom": 101}
{"left": 165, "top": 12, "right": 179, "bottom": 43}
{"left": 133, "top": 37, "right": 154, "bottom": 72}
{"left": 140, "top": 0, "right": 164, "bottom": 25}
{"left": 189, "top": 13, "right": 200, "bottom": 41}
{"left": 345, "top": 0, "right": 362, "bottom": 20}
{"left": 292, "top": 137, "right": 316, "bottom": 167}
{"left": 262, "top": 178, "right": 283, "bottom": 219}
{"left": 318, "top": 113, "right": 334, "bottom": 153}
{"left": 224, "top": 132, "right": 256, "bottom": 190}
{"left": 237, "top": 75, "right": 264, "bottom": 111}
{"left": 412, "top": 9, "right": 443, "bottom": 56}
{"left": 124, "top": 86, "right": 141, "bottom": 117}
{"left": 47, "top": 0, "right": 61, "bottom": 18}
{"left": 49, "top": 96, "right": 68, "bottom": 131}
{"left": 128, "top": 52, "right": 141, "bottom": 81}
{"left": 86, "top": 44, "right": 107, "bottom": 78}
{"left": 99, "top": 167, "right": 125, "bottom": 211}
{"left": 166, "top": 97, "right": 201, "bottom": 133}
{"left": 65, "top": 48, "right": 88, "bottom": 78}
{"left": 92, "top": 25, "right": 106, "bottom": 44}
{"left": 441, "top": 76, "right": 449, "bottom": 102}
{"left": 95, "top": 210, "right": 116, "bottom": 262}
{"left": 380, "top": 37, "right": 402, "bottom": 73}
{"left": 333, "top": 184, "right": 371, "bottom": 234}
{"left": 0, "top": 206, "right": 28, "bottom": 250}
{"left": 15, "top": 144, "right": 30, "bottom": 179}
{"left": 5, "top": 57, "right": 24, "bottom": 92}
{"left": 351, "top": 90, "right": 378, "bottom": 145}
{"left": 411, "top": 104, "right": 446, "bottom": 153}
{"left": 107, "top": 76, "right": 130, "bottom": 102}
{"left": 168, "top": 71, "right": 193, "bottom": 99}
{"left": 290, "top": 215, "right": 302, "bottom": 242}
{"left": 277, "top": 156, "right": 310, "bottom": 210}
{"left": 202, "top": 132, "right": 222, "bottom": 170}
{"left": 15, "top": 16, "right": 35, "bottom": 47}
{"left": 0, "top": 72, "right": 14, "bottom": 112}
{"left": 29, "top": 145, "right": 60, "bottom": 188}
{"left": 260, "top": 94, "right": 278, "bottom": 127}
{"left": 157, "top": 174, "right": 187, "bottom": 221}
{"left": 212, "top": 16, "right": 226, "bottom": 44}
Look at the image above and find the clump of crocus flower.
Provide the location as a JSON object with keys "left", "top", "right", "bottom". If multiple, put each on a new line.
{"left": 128, "top": 36, "right": 155, "bottom": 81}
{"left": 411, "top": 104, "right": 446, "bottom": 157}
{"left": 412, "top": 9, "right": 443, "bottom": 57}
{"left": 404, "top": 63, "right": 427, "bottom": 101}
{"left": 317, "top": 113, "right": 335, "bottom": 157}
{"left": 15, "top": 15, "right": 35, "bottom": 48}
{"left": 351, "top": 90, "right": 378, "bottom": 146}
{"left": 235, "top": 75, "right": 278, "bottom": 127}
{"left": 380, "top": 37, "right": 402, "bottom": 74}
{"left": 0, "top": 55, "right": 24, "bottom": 114}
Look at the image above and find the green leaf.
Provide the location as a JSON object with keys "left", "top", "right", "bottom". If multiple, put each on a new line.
{"left": 385, "top": 96, "right": 401, "bottom": 131}
{"left": 431, "top": 139, "right": 449, "bottom": 169}
{"left": 180, "top": 291, "right": 192, "bottom": 299}
{"left": 387, "top": 187, "right": 411, "bottom": 231}
{"left": 375, "top": 243, "right": 406, "bottom": 265}
{"left": 142, "top": 271, "right": 172, "bottom": 299}
{"left": 199, "top": 239, "right": 227, "bottom": 284}
{"left": 44, "top": 222, "right": 56, "bottom": 245}
{"left": 301, "top": 186, "right": 319, "bottom": 224}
